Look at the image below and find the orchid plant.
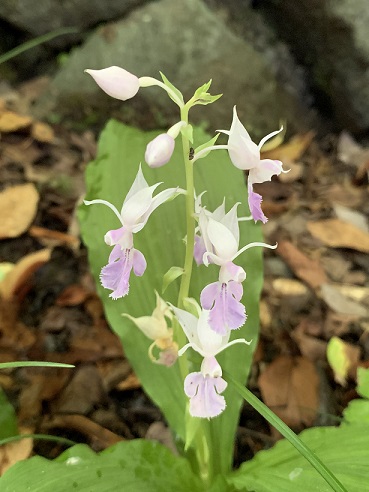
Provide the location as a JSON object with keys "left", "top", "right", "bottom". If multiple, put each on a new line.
{"left": 76, "top": 66, "right": 349, "bottom": 491}
{"left": 0, "top": 68, "right": 365, "bottom": 492}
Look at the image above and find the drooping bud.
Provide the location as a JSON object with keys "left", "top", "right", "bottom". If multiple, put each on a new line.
{"left": 145, "top": 121, "right": 186, "bottom": 169}
{"left": 85, "top": 66, "right": 140, "bottom": 101}
{"left": 145, "top": 134, "right": 175, "bottom": 168}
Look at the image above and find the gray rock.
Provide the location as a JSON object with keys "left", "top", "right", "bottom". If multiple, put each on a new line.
{"left": 35, "top": 0, "right": 315, "bottom": 138}
{"left": 0, "top": 0, "right": 149, "bottom": 45}
{"left": 262, "top": 0, "right": 369, "bottom": 133}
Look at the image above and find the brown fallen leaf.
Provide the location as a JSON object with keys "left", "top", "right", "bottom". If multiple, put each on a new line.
{"left": 277, "top": 240, "right": 327, "bottom": 289}
{"left": 321, "top": 284, "right": 368, "bottom": 317}
{"left": 29, "top": 226, "right": 79, "bottom": 247}
{"left": 258, "top": 356, "right": 319, "bottom": 431}
{"left": 272, "top": 278, "right": 309, "bottom": 296}
{"left": 31, "top": 121, "right": 54, "bottom": 143}
{"left": 0, "top": 183, "right": 39, "bottom": 239}
{"left": 0, "top": 249, "right": 51, "bottom": 301}
{"left": 261, "top": 131, "right": 315, "bottom": 162}
{"left": 0, "top": 111, "right": 32, "bottom": 132}
{"left": 0, "top": 429, "right": 33, "bottom": 476}
{"left": 307, "top": 219, "right": 369, "bottom": 253}
{"left": 42, "top": 415, "right": 124, "bottom": 451}
{"left": 116, "top": 372, "right": 141, "bottom": 391}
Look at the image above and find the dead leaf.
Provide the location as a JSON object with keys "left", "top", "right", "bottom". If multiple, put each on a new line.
{"left": 29, "top": 226, "right": 79, "bottom": 248}
{"left": 116, "top": 373, "right": 141, "bottom": 391}
{"left": 272, "top": 278, "right": 309, "bottom": 296}
{"left": 258, "top": 356, "right": 319, "bottom": 430}
{"left": 277, "top": 241, "right": 327, "bottom": 289}
{"left": 42, "top": 415, "right": 123, "bottom": 451}
{"left": 261, "top": 131, "right": 315, "bottom": 162}
{"left": 0, "top": 249, "right": 51, "bottom": 300}
{"left": 307, "top": 219, "right": 369, "bottom": 253}
{"left": 31, "top": 121, "right": 55, "bottom": 143}
{"left": 332, "top": 204, "right": 369, "bottom": 233}
{"left": 0, "top": 429, "right": 33, "bottom": 475}
{"left": 0, "top": 183, "right": 39, "bottom": 239}
{"left": 56, "top": 284, "right": 90, "bottom": 307}
{"left": 321, "top": 284, "right": 368, "bottom": 317}
{"left": 0, "top": 111, "right": 32, "bottom": 132}
{"left": 279, "top": 162, "right": 304, "bottom": 183}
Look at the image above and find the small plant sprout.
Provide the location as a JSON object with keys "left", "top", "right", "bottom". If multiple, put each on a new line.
{"left": 79, "top": 65, "right": 348, "bottom": 492}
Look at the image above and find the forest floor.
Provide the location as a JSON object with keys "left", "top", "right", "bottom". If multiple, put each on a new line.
{"left": 0, "top": 75, "right": 369, "bottom": 473}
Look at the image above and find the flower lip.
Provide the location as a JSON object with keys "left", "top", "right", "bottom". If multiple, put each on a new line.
{"left": 85, "top": 66, "right": 140, "bottom": 101}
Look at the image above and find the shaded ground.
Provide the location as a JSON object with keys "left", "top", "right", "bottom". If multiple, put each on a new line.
{"left": 0, "top": 76, "right": 368, "bottom": 473}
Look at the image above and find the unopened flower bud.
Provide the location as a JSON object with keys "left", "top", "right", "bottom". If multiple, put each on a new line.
{"left": 85, "top": 66, "right": 140, "bottom": 101}
{"left": 145, "top": 134, "right": 175, "bottom": 168}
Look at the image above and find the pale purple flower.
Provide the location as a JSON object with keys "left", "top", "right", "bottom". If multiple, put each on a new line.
{"left": 85, "top": 66, "right": 140, "bottom": 101}
{"left": 84, "top": 166, "right": 182, "bottom": 299}
{"left": 171, "top": 306, "right": 250, "bottom": 418}
{"left": 200, "top": 277, "right": 246, "bottom": 335}
{"left": 218, "top": 106, "right": 285, "bottom": 223}
{"left": 195, "top": 200, "right": 275, "bottom": 333}
{"left": 184, "top": 357, "right": 227, "bottom": 418}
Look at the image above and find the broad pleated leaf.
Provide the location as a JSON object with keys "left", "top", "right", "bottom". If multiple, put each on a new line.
{"left": 229, "top": 424, "right": 369, "bottom": 491}
{"left": 0, "top": 439, "right": 201, "bottom": 491}
{"left": 78, "top": 120, "right": 263, "bottom": 473}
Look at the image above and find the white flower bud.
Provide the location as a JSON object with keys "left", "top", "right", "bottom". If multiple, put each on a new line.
{"left": 85, "top": 66, "right": 139, "bottom": 101}
{"left": 145, "top": 134, "right": 175, "bottom": 168}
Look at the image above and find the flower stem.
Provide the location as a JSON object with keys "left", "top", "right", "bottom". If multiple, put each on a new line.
{"left": 175, "top": 102, "right": 213, "bottom": 486}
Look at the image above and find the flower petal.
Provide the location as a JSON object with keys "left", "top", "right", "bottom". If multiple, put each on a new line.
{"left": 194, "top": 234, "right": 206, "bottom": 266}
{"left": 171, "top": 306, "right": 201, "bottom": 350}
{"left": 100, "top": 245, "right": 133, "bottom": 299}
{"left": 203, "top": 281, "right": 246, "bottom": 335}
{"left": 132, "top": 249, "right": 147, "bottom": 276}
{"left": 207, "top": 217, "right": 238, "bottom": 261}
{"left": 85, "top": 66, "right": 140, "bottom": 101}
{"left": 219, "top": 262, "right": 246, "bottom": 283}
{"left": 227, "top": 106, "right": 260, "bottom": 170}
{"left": 184, "top": 372, "right": 227, "bottom": 418}
{"left": 220, "top": 202, "right": 240, "bottom": 247}
{"left": 123, "top": 165, "right": 149, "bottom": 205}
{"left": 121, "top": 183, "right": 162, "bottom": 228}
{"left": 104, "top": 226, "right": 133, "bottom": 249}
{"left": 247, "top": 182, "right": 268, "bottom": 224}
{"left": 249, "top": 159, "right": 284, "bottom": 185}
{"left": 197, "top": 309, "right": 226, "bottom": 355}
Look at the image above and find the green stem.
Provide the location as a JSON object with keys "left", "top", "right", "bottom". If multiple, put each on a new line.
{"left": 226, "top": 372, "right": 348, "bottom": 492}
{"left": 175, "top": 103, "right": 213, "bottom": 487}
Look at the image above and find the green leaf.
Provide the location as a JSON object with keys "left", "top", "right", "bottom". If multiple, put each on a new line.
{"left": 194, "top": 134, "right": 220, "bottom": 160}
{"left": 159, "top": 72, "right": 184, "bottom": 107}
{"left": 0, "top": 362, "right": 74, "bottom": 369}
{"left": 326, "top": 336, "right": 350, "bottom": 385}
{"left": 181, "top": 124, "right": 193, "bottom": 144}
{"left": 162, "top": 266, "right": 184, "bottom": 293}
{"left": 357, "top": 367, "right": 369, "bottom": 399}
{"left": 0, "top": 439, "right": 202, "bottom": 492}
{"left": 228, "top": 424, "right": 369, "bottom": 492}
{"left": 0, "top": 388, "right": 18, "bottom": 440}
{"left": 79, "top": 121, "right": 263, "bottom": 474}
{"left": 191, "top": 80, "right": 222, "bottom": 107}
{"left": 0, "top": 27, "right": 78, "bottom": 65}
{"left": 227, "top": 373, "right": 347, "bottom": 492}
{"left": 343, "top": 399, "right": 369, "bottom": 424}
